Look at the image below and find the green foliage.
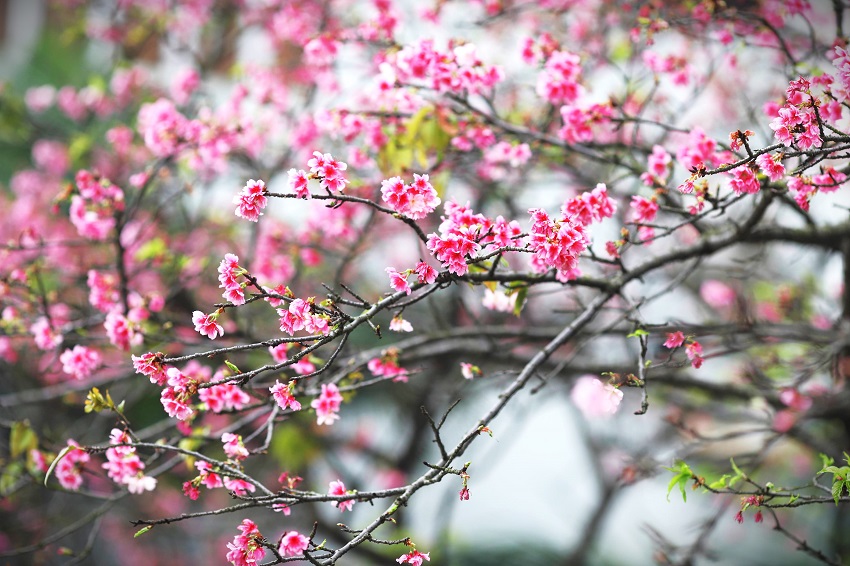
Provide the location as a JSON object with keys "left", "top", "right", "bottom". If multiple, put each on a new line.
{"left": 665, "top": 460, "right": 694, "bottom": 502}
{"left": 817, "top": 452, "right": 850, "bottom": 505}
{"left": 270, "top": 423, "right": 317, "bottom": 471}
{"left": 378, "top": 106, "right": 451, "bottom": 174}
{"left": 10, "top": 420, "right": 38, "bottom": 460}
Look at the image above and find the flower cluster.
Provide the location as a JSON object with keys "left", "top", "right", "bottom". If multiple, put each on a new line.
{"left": 269, "top": 379, "right": 302, "bottom": 411}
{"left": 769, "top": 77, "right": 821, "bottom": 149}
{"left": 527, "top": 208, "right": 589, "bottom": 282}
{"left": 233, "top": 179, "right": 268, "bottom": 222}
{"left": 380, "top": 173, "right": 441, "bottom": 220}
{"left": 630, "top": 195, "right": 659, "bottom": 240}
{"left": 160, "top": 367, "right": 194, "bottom": 420}
{"left": 225, "top": 519, "right": 265, "bottom": 566}
{"left": 70, "top": 169, "right": 125, "bottom": 240}
{"left": 277, "top": 298, "right": 331, "bottom": 336}
{"left": 755, "top": 153, "right": 786, "bottom": 182}
{"left": 663, "top": 332, "right": 704, "bottom": 369}
{"left": 728, "top": 165, "right": 761, "bottom": 195}
{"left": 104, "top": 311, "right": 143, "bottom": 351}
{"left": 787, "top": 166, "right": 847, "bottom": 211}
{"left": 558, "top": 102, "right": 613, "bottom": 144}
{"left": 310, "top": 383, "right": 343, "bottom": 425}
{"left": 199, "top": 382, "right": 251, "bottom": 413}
{"left": 222, "top": 432, "right": 249, "bottom": 461}
{"left": 102, "top": 428, "right": 157, "bottom": 494}
{"left": 367, "top": 348, "right": 409, "bottom": 382}
{"left": 536, "top": 49, "right": 584, "bottom": 105}
{"left": 307, "top": 150, "right": 349, "bottom": 193}
{"left": 55, "top": 440, "right": 90, "bottom": 491}
{"left": 388, "top": 39, "right": 503, "bottom": 95}
{"left": 59, "top": 345, "right": 101, "bottom": 380}
{"left": 397, "top": 549, "right": 431, "bottom": 565}
{"left": 641, "top": 145, "right": 672, "bottom": 186}
{"left": 218, "top": 253, "right": 247, "bottom": 305}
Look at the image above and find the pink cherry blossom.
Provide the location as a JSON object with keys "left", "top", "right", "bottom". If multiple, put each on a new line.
{"left": 389, "top": 315, "right": 413, "bottom": 332}
{"left": 756, "top": 153, "right": 785, "bottom": 181}
{"left": 729, "top": 165, "right": 760, "bottom": 195}
{"left": 234, "top": 179, "right": 268, "bottom": 222}
{"left": 386, "top": 267, "right": 412, "bottom": 295}
{"left": 280, "top": 531, "right": 309, "bottom": 557}
{"left": 570, "top": 376, "right": 623, "bottom": 418}
{"left": 311, "top": 383, "right": 343, "bottom": 425}
{"left": 397, "top": 549, "right": 431, "bottom": 565}
{"left": 686, "top": 340, "right": 704, "bottom": 369}
{"left": 225, "top": 519, "right": 265, "bottom": 566}
{"left": 55, "top": 440, "right": 90, "bottom": 491}
{"left": 192, "top": 310, "right": 224, "bottom": 340}
{"left": 329, "top": 479, "right": 355, "bottom": 512}
{"left": 104, "top": 312, "right": 142, "bottom": 351}
{"left": 132, "top": 352, "right": 168, "bottom": 385}
{"left": 59, "top": 345, "right": 101, "bottom": 380}
{"left": 307, "top": 151, "right": 348, "bottom": 192}
{"left": 222, "top": 432, "right": 249, "bottom": 461}
{"left": 381, "top": 173, "right": 441, "bottom": 219}
{"left": 30, "top": 317, "right": 62, "bottom": 350}
{"left": 269, "top": 380, "right": 302, "bottom": 411}
{"left": 482, "top": 289, "right": 517, "bottom": 312}
{"left": 414, "top": 261, "right": 438, "bottom": 284}
{"left": 287, "top": 168, "right": 311, "bottom": 198}
{"left": 664, "top": 331, "right": 685, "bottom": 349}
{"left": 536, "top": 49, "right": 583, "bottom": 104}
{"left": 102, "top": 428, "right": 157, "bottom": 494}
{"left": 700, "top": 280, "right": 736, "bottom": 309}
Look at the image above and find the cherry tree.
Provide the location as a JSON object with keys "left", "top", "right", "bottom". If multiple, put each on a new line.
{"left": 2, "top": 0, "right": 850, "bottom": 563}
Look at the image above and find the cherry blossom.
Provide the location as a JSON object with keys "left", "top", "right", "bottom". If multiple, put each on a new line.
{"left": 234, "top": 179, "right": 268, "bottom": 222}
{"left": 311, "top": 383, "right": 343, "bottom": 425}
{"left": 59, "top": 345, "right": 101, "bottom": 380}
{"left": 269, "top": 380, "right": 302, "bottom": 412}
{"left": 397, "top": 549, "right": 431, "bottom": 565}
{"left": 570, "top": 376, "right": 623, "bottom": 418}
{"left": 225, "top": 519, "right": 265, "bottom": 566}
{"left": 192, "top": 310, "right": 224, "bottom": 340}
{"left": 280, "top": 531, "right": 309, "bottom": 557}
{"left": 328, "top": 479, "right": 355, "bottom": 512}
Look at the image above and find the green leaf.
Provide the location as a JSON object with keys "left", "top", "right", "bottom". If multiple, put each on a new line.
{"left": 512, "top": 287, "right": 528, "bottom": 317}
{"left": 68, "top": 133, "right": 92, "bottom": 165}
{"left": 819, "top": 453, "right": 835, "bottom": 469}
{"left": 627, "top": 328, "right": 648, "bottom": 338}
{"left": 224, "top": 360, "right": 241, "bottom": 374}
{"left": 401, "top": 106, "right": 431, "bottom": 147}
{"left": 730, "top": 458, "right": 747, "bottom": 480}
{"left": 135, "top": 237, "right": 168, "bottom": 262}
{"left": 708, "top": 474, "right": 731, "bottom": 490}
{"left": 832, "top": 479, "right": 843, "bottom": 505}
{"left": 664, "top": 460, "right": 693, "bottom": 502}
{"left": 134, "top": 526, "right": 153, "bottom": 538}
{"left": 10, "top": 420, "right": 38, "bottom": 459}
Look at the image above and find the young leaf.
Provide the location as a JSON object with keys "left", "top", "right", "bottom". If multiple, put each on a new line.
{"left": 134, "top": 526, "right": 153, "bottom": 538}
